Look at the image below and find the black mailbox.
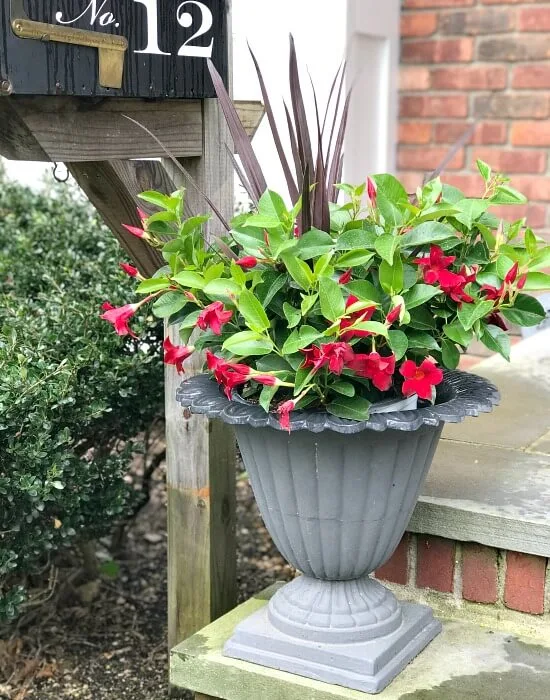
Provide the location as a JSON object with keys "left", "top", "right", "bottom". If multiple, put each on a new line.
{"left": 0, "top": 0, "right": 229, "bottom": 98}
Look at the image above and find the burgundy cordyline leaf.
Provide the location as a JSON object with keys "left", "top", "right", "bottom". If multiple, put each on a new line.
{"left": 324, "top": 60, "right": 347, "bottom": 172}
{"left": 207, "top": 58, "right": 267, "bottom": 201}
{"left": 284, "top": 101, "right": 303, "bottom": 192}
{"left": 225, "top": 144, "right": 258, "bottom": 206}
{"left": 289, "top": 35, "right": 315, "bottom": 180}
{"left": 327, "top": 89, "right": 352, "bottom": 202}
{"left": 301, "top": 164, "right": 312, "bottom": 235}
{"left": 310, "top": 73, "right": 330, "bottom": 232}
{"left": 249, "top": 44, "right": 300, "bottom": 204}
{"left": 322, "top": 60, "right": 345, "bottom": 137}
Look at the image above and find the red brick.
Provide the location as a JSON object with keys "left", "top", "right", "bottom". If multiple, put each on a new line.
{"left": 402, "top": 38, "right": 474, "bottom": 64}
{"left": 490, "top": 204, "right": 547, "bottom": 228}
{"left": 474, "top": 94, "right": 549, "bottom": 119}
{"left": 400, "top": 67, "right": 431, "bottom": 91}
{"left": 399, "top": 122, "right": 432, "bottom": 144}
{"left": 519, "top": 7, "right": 550, "bottom": 31}
{"left": 462, "top": 544, "right": 499, "bottom": 604}
{"left": 399, "top": 146, "right": 464, "bottom": 171}
{"left": 401, "top": 13, "right": 438, "bottom": 37}
{"left": 478, "top": 37, "right": 550, "bottom": 62}
{"left": 511, "top": 121, "right": 550, "bottom": 146}
{"left": 482, "top": 0, "right": 547, "bottom": 4}
{"left": 508, "top": 176, "right": 550, "bottom": 201}
{"left": 376, "top": 535, "right": 410, "bottom": 585}
{"left": 434, "top": 122, "right": 507, "bottom": 145}
{"left": 472, "top": 148, "right": 546, "bottom": 174}
{"left": 405, "top": 0, "right": 473, "bottom": 6}
{"left": 400, "top": 95, "right": 468, "bottom": 118}
{"left": 512, "top": 65, "right": 550, "bottom": 90}
{"left": 431, "top": 66, "right": 506, "bottom": 91}
{"left": 444, "top": 174, "right": 485, "bottom": 198}
{"left": 398, "top": 171, "right": 425, "bottom": 194}
{"left": 416, "top": 536, "right": 456, "bottom": 593}
{"left": 504, "top": 552, "right": 547, "bottom": 614}
{"left": 440, "top": 9, "right": 513, "bottom": 35}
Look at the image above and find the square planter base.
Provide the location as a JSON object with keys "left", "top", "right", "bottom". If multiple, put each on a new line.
{"left": 223, "top": 602, "right": 442, "bottom": 694}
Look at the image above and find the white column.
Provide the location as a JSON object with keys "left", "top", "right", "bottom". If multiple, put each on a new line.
{"left": 345, "top": 0, "right": 400, "bottom": 181}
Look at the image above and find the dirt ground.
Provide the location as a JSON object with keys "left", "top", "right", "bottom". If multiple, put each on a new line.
{"left": 0, "top": 466, "right": 293, "bottom": 700}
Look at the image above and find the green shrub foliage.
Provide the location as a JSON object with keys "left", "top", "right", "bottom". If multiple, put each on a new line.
{"left": 0, "top": 173, "right": 164, "bottom": 620}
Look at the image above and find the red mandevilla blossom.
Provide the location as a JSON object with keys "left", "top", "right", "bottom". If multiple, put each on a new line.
{"left": 122, "top": 223, "right": 149, "bottom": 240}
{"left": 339, "top": 295, "right": 376, "bottom": 341}
{"left": 277, "top": 399, "right": 296, "bottom": 432}
{"left": 386, "top": 304, "right": 402, "bottom": 326}
{"left": 101, "top": 301, "right": 142, "bottom": 338}
{"left": 119, "top": 262, "right": 139, "bottom": 278}
{"left": 197, "top": 302, "right": 233, "bottom": 336}
{"left": 400, "top": 359, "right": 443, "bottom": 401}
{"left": 338, "top": 268, "right": 353, "bottom": 285}
{"left": 413, "top": 245, "right": 456, "bottom": 285}
{"left": 137, "top": 207, "right": 149, "bottom": 223}
{"left": 347, "top": 352, "right": 396, "bottom": 392}
{"left": 481, "top": 283, "right": 505, "bottom": 301}
{"left": 206, "top": 351, "right": 250, "bottom": 399}
{"left": 235, "top": 256, "right": 259, "bottom": 269}
{"left": 301, "top": 342, "right": 355, "bottom": 375}
{"left": 367, "top": 177, "right": 377, "bottom": 207}
{"left": 505, "top": 262, "right": 519, "bottom": 285}
{"left": 486, "top": 312, "right": 508, "bottom": 331}
{"left": 163, "top": 337, "right": 193, "bottom": 374}
{"left": 437, "top": 269, "right": 475, "bottom": 305}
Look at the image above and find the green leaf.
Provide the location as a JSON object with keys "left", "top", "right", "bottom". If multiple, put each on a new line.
{"left": 203, "top": 278, "right": 241, "bottom": 303}
{"left": 255, "top": 272, "right": 287, "bottom": 307}
{"left": 231, "top": 230, "right": 266, "bottom": 256}
{"left": 331, "top": 381, "right": 356, "bottom": 397}
{"left": 453, "top": 199, "right": 490, "bottom": 228}
{"left": 327, "top": 395, "right": 371, "bottom": 421}
{"left": 179, "top": 309, "right": 201, "bottom": 329}
{"left": 171, "top": 271, "right": 205, "bottom": 289}
{"left": 223, "top": 331, "right": 273, "bottom": 356}
{"left": 444, "top": 321, "right": 474, "bottom": 347}
{"left": 282, "top": 326, "right": 322, "bottom": 355}
{"left": 319, "top": 277, "right": 346, "bottom": 321}
{"left": 336, "top": 250, "right": 375, "bottom": 267}
{"left": 490, "top": 185, "right": 527, "bottom": 205}
{"left": 406, "top": 331, "right": 440, "bottom": 351}
{"left": 457, "top": 300, "right": 495, "bottom": 331}
{"left": 281, "top": 254, "right": 314, "bottom": 290}
{"left": 258, "top": 189, "right": 288, "bottom": 222}
{"left": 379, "top": 256, "right": 404, "bottom": 295}
{"left": 136, "top": 278, "right": 171, "bottom": 294}
{"left": 295, "top": 228, "right": 334, "bottom": 260}
{"left": 259, "top": 384, "right": 278, "bottom": 413}
{"left": 402, "top": 284, "right": 440, "bottom": 310}
{"left": 375, "top": 234, "right": 399, "bottom": 264}
{"left": 243, "top": 214, "right": 282, "bottom": 229}
{"left": 476, "top": 159, "right": 492, "bottom": 183}
{"left": 531, "top": 247, "right": 550, "bottom": 271}
{"left": 300, "top": 294, "right": 318, "bottom": 316}
{"left": 293, "top": 367, "right": 316, "bottom": 396}
{"left": 138, "top": 190, "right": 176, "bottom": 210}
{"left": 523, "top": 272, "right": 550, "bottom": 291}
{"left": 239, "top": 289, "right": 271, "bottom": 333}
{"left": 345, "top": 280, "right": 381, "bottom": 303}
{"left": 336, "top": 228, "right": 377, "bottom": 251}
{"left": 496, "top": 255, "right": 515, "bottom": 280}
{"left": 502, "top": 293, "right": 547, "bottom": 327}
{"left": 372, "top": 174, "right": 408, "bottom": 203}
{"left": 352, "top": 321, "right": 389, "bottom": 338}
{"left": 152, "top": 292, "right": 188, "bottom": 319}
{"left": 441, "top": 339, "right": 460, "bottom": 369}
{"left": 481, "top": 324, "right": 510, "bottom": 361}
{"left": 283, "top": 303, "right": 301, "bottom": 329}
{"left": 387, "top": 330, "right": 408, "bottom": 361}
{"left": 524, "top": 228, "right": 538, "bottom": 258}
{"left": 400, "top": 222, "right": 458, "bottom": 248}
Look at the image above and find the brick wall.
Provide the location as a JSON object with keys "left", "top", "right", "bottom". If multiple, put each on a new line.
{"left": 376, "top": 534, "right": 550, "bottom": 615}
{"left": 399, "top": 0, "right": 550, "bottom": 242}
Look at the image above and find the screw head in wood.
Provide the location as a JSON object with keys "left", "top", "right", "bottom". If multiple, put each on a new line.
{"left": 0, "top": 79, "right": 13, "bottom": 96}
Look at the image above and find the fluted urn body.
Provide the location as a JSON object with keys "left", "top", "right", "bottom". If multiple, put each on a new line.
{"left": 176, "top": 371, "right": 499, "bottom": 693}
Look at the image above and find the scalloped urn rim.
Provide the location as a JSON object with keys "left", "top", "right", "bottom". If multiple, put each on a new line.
{"left": 176, "top": 369, "right": 500, "bottom": 434}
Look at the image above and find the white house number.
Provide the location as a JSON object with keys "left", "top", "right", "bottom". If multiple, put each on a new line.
{"left": 55, "top": 0, "right": 214, "bottom": 58}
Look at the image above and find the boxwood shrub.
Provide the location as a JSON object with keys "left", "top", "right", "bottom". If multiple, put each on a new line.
{"left": 0, "top": 171, "right": 164, "bottom": 620}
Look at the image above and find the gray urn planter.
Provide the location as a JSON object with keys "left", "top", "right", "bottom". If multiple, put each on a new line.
{"left": 177, "top": 371, "right": 499, "bottom": 694}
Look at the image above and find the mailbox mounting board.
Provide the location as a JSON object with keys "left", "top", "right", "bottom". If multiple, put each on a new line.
{"left": 0, "top": 0, "right": 229, "bottom": 98}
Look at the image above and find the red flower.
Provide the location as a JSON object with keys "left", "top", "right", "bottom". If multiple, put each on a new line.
{"left": 486, "top": 312, "right": 508, "bottom": 331}
{"left": 137, "top": 207, "right": 149, "bottom": 223}
{"left": 518, "top": 273, "right": 527, "bottom": 290}
{"left": 338, "top": 268, "right": 353, "bottom": 285}
{"left": 122, "top": 223, "right": 149, "bottom": 240}
{"left": 480, "top": 283, "right": 505, "bottom": 301}
{"left": 294, "top": 224, "right": 300, "bottom": 238}
{"left": 252, "top": 374, "right": 278, "bottom": 387}
{"left": 163, "top": 337, "right": 193, "bottom": 374}
{"left": 301, "top": 342, "right": 355, "bottom": 375}
{"left": 386, "top": 304, "right": 402, "bottom": 326}
{"left": 339, "top": 295, "right": 376, "bottom": 341}
{"left": 413, "top": 245, "right": 456, "bottom": 285}
{"left": 347, "top": 352, "right": 396, "bottom": 391}
{"left": 277, "top": 399, "right": 296, "bottom": 432}
{"left": 101, "top": 302, "right": 140, "bottom": 338}
{"left": 400, "top": 359, "right": 443, "bottom": 401}
{"left": 367, "top": 177, "right": 377, "bottom": 207}
{"left": 197, "top": 302, "right": 233, "bottom": 335}
{"left": 119, "top": 262, "right": 139, "bottom": 278}
{"left": 235, "top": 256, "right": 258, "bottom": 269}
{"left": 505, "top": 262, "right": 519, "bottom": 285}
{"left": 438, "top": 269, "right": 475, "bottom": 305}
{"left": 301, "top": 345, "right": 323, "bottom": 371}
{"left": 205, "top": 351, "right": 251, "bottom": 399}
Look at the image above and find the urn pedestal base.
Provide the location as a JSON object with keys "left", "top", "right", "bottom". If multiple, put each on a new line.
{"left": 224, "top": 577, "right": 442, "bottom": 694}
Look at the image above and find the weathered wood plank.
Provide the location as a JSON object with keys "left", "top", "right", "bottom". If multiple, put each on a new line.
{"left": 0, "top": 97, "right": 263, "bottom": 162}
